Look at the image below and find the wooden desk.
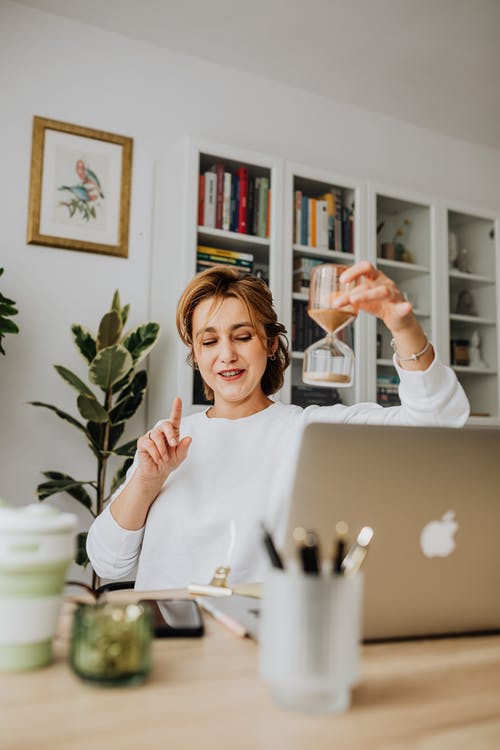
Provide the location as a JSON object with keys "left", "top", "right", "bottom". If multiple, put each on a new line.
{"left": 2, "top": 591, "right": 500, "bottom": 749}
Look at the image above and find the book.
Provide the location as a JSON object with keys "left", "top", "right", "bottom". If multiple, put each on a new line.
{"left": 198, "top": 174, "right": 205, "bottom": 226}
{"left": 197, "top": 245, "right": 254, "bottom": 262}
{"left": 222, "top": 172, "right": 231, "bottom": 231}
{"left": 319, "top": 192, "right": 335, "bottom": 250}
{"left": 294, "top": 190, "right": 302, "bottom": 245}
{"left": 213, "top": 163, "right": 225, "bottom": 230}
{"left": 252, "top": 177, "right": 260, "bottom": 236}
{"left": 300, "top": 195, "right": 308, "bottom": 246}
{"left": 247, "top": 175, "right": 256, "bottom": 236}
{"left": 308, "top": 198, "right": 317, "bottom": 247}
{"left": 316, "top": 200, "right": 329, "bottom": 250}
{"left": 237, "top": 167, "right": 249, "bottom": 233}
{"left": 230, "top": 174, "right": 239, "bottom": 232}
{"left": 203, "top": 170, "right": 216, "bottom": 228}
{"left": 257, "top": 177, "right": 269, "bottom": 238}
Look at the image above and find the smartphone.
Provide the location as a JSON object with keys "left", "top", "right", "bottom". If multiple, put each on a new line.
{"left": 140, "top": 598, "right": 204, "bottom": 638}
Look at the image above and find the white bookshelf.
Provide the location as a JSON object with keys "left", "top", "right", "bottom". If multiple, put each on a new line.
{"left": 367, "top": 184, "right": 437, "bottom": 407}
{"left": 148, "top": 137, "right": 283, "bottom": 419}
{"left": 149, "top": 137, "right": 500, "bottom": 427}
{"left": 445, "top": 205, "right": 500, "bottom": 424}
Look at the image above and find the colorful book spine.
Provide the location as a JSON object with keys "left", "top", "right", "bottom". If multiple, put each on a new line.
{"left": 294, "top": 190, "right": 302, "bottom": 245}
{"left": 203, "top": 170, "right": 216, "bottom": 228}
{"left": 222, "top": 172, "right": 231, "bottom": 231}
{"left": 237, "top": 167, "right": 249, "bottom": 233}
{"left": 214, "top": 163, "right": 225, "bottom": 230}
{"left": 198, "top": 174, "right": 205, "bottom": 226}
{"left": 316, "top": 200, "right": 329, "bottom": 250}
{"left": 257, "top": 178, "right": 269, "bottom": 238}
{"left": 301, "top": 195, "right": 308, "bottom": 246}
{"left": 197, "top": 245, "right": 254, "bottom": 262}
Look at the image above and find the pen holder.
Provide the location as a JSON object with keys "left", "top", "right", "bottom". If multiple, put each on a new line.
{"left": 259, "top": 566, "right": 363, "bottom": 714}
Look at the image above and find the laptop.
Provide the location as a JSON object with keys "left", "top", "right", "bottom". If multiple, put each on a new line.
{"left": 283, "top": 421, "right": 500, "bottom": 641}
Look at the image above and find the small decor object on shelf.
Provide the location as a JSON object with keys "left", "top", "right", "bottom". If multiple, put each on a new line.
{"left": 448, "top": 232, "right": 458, "bottom": 268}
{"left": 27, "top": 116, "right": 133, "bottom": 257}
{"left": 451, "top": 339, "right": 470, "bottom": 366}
{"left": 455, "top": 289, "right": 478, "bottom": 316}
{"left": 469, "top": 330, "right": 488, "bottom": 369}
{"left": 30, "top": 291, "right": 160, "bottom": 592}
{"left": 392, "top": 218, "right": 413, "bottom": 263}
{"left": 0, "top": 267, "right": 19, "bottom": 356}
{"left": 456, "top": 248, "right": 472, "bottom": 274}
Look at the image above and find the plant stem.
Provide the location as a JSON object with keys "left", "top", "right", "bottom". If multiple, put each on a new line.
{"left": 93, "top": 387, "right": 114, "bottom": 592}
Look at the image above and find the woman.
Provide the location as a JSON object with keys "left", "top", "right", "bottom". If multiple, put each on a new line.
{"left": 87, "top": 262, "right": 469, "bottom": 589}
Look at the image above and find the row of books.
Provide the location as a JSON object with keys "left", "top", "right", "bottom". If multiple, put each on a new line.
{"left": 376, "top": 375, "right": 401, "bottom": 407}
{"left": 198, "top": 162, "right": 270, "bottom": 237}
{"left": 294, "top": 188, "right": 354, "bottom": 253}
{"left": 293, "top": 256, "right": 325, "bottom": 294}
{"left": 196, "top": 245, "right": 254, "bottom": 274}
{"left": 292, "top": 384, "right": 342, "bottom": 408}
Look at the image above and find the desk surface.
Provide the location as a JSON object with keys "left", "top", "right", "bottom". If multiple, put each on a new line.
{"left": 2, "top": 590, "right": 500, "bottom": 750}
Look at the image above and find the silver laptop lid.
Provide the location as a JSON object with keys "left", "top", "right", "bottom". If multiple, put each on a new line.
{"left": 284, "top": 422, "right": 500, "bottom": 641}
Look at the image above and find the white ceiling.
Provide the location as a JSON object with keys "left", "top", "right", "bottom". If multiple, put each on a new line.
{"left": 11, "top": 0, "right": 500, "bottom": 150}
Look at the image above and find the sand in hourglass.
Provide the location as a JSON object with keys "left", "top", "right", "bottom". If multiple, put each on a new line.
{"left": 304, "top": 305, "right": 358, "bottom": 384}
{"left": 308, "top": 307, "right": 357, "bottom": 333}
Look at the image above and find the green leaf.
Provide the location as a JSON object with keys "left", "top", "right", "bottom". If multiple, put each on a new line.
{"left": 89, "top": 345, "right": 133, "bottom": 389}
{"left": 77, "top": 394, "right": 109, "bottom": 423}
{"left": 37, "top": 472, "right": 93, "bottom": 512}
{"left": 54, "top": 365, "right": 95, "bottom": 398}
{"left": 109, "top": 370, "right": 147, "bottom": 424}
{"left": 30, "top": 401, "right": 91, "bottom": 439}
{"left": 71, "top": 324, "right": 97, "bottom": 365}
{"left": 97, "top": 311, "right": 122, "bottom": 351}
{"left": 75, "top": 531, "right": 89, "bottom": 567}
{"left": 120, "top": 304, "right": 130, "bottom": 327}
{"left": 111, "top": 290, "right": 121, "bottom": 314}
{"left": 0, "top": 319, "right": 19, "bottom": 334}
{"left": 87, "top": 421, "right": 125, "bottom": 452}
{"left": 122, "top": 322, "right": 160, "bottom": 364}
{"left": 109, "top": 458, "right": 133, "bottom": 496}
{"left": 0, "top": 300, "right": 18, "bottom": 316}
{"left": 112, "top": 439, "right": 138, "bottom": 458}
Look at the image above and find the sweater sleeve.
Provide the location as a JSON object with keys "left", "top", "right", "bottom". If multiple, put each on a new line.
{"left": 86, "top": 453, "right": 144, "bottom": 580}
{"left": 304, "top": 355, "right": 470, "bottom": 427}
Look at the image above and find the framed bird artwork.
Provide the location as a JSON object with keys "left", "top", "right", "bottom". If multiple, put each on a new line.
{"left": 27, "top": 116, "right": 133, "bottom": 257}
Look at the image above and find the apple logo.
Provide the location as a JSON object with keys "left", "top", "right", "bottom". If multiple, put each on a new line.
{"left": 420, "top": 511, "right": 458, "bottom": 558}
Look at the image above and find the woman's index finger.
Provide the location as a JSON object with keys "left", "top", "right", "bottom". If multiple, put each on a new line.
{"left": 169, "top": 396, "right": 183, "bottom": 429}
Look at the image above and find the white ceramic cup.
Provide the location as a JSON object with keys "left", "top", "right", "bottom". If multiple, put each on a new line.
{"left": 259, "top": 565, "right": 363, "bottom": 714}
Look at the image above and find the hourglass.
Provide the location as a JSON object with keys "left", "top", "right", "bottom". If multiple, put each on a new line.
{"left": 303, "top": 264, "right": 358, "bottom": 388}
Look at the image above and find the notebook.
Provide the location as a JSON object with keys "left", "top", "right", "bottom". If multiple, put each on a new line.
{"left": 283, "top": 421, "right": 500, "bottom": 641}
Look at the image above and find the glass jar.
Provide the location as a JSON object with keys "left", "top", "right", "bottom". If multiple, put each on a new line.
{"left": 70, "top": 602, "right": 153, "bottom": 686}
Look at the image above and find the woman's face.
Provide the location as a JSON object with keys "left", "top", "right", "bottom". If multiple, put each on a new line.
{"left": 192, "top": 295, "right": 272, "bottom": 416}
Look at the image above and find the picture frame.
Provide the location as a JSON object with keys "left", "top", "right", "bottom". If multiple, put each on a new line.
{"left": 27, "top": 116, "right": 133, "bottom": 258}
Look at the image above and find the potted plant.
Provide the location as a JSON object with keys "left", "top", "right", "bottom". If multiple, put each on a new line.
{"left": 0, "top": 268, "right": 19, "bottom": 355}
{"left": 31, "top": 291, "right": 160, "bottom": 592}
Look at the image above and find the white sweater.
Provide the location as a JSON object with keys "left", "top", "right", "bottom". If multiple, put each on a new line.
{"left": 87, "top": 356, "right": 469, "bottom": 589}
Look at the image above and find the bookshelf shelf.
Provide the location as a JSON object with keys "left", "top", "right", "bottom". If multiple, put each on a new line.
{"left": 449, "top": 314, "right": 496, "bottom": 326}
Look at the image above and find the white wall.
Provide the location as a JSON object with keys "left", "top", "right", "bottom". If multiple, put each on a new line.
{"left": 1, "top": 1, "right": 500, "bottom": 574}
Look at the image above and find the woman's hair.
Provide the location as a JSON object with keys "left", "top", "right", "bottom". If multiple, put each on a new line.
{"left": 176, "top": 265, "right": 290, "bottom": 401}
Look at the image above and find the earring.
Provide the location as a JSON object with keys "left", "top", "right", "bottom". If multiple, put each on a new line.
{"left": 193, "top": 361, "right": 199, "bottom": 370}
{"left": 269, "top": 353, "right": 276, "bottom": 361}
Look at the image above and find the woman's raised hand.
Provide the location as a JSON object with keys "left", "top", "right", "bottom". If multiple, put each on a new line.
{"left": 135, "top": 396, "right": 192, "bottom": 488}
{"left": 335, "top": 261, "right": 414, "bottom": 334}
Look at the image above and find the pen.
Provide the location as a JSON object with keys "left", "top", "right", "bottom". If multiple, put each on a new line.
{"left": 332, "top": 521, "right": 349, "bottom": 575}
{"left": 293, "top": 527, "right": 320, "bottom": 575}
{"left": 341, "top": 526, "right": 374, "bottom": 578}
{"left": 261, "top": 523, "right": 285, "bottom": 570}
{"left": 195, "top": 597, "right": 247, "bottom": 638}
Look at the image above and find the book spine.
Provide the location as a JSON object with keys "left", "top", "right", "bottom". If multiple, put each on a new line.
{"left": 316, "top": 200, "right": 329, "bottom": 250}
{"left": 294, "top": 190, "right": 302, "bottom": 245}
{"left": 197, "top": 244, "right": 254, "bottom": 262}
{"left": 230, "top": 175, "right": 239, "bottom": 232}
{"left": 203, "top": 172, "right": 216, "bottom": 228}
{"left": 215, "top": 163, "right": 225, "bottom": 230}
{"left": 257, "top": 177, "right": 269, "bottom": 238}
{"left": 301, "top": 196, "right": 308, "bottom": 246}
{"left": 266, "top": 187, "right": 271, "bottom": 237}
{"left": 246, "top": 175, "right": 255, "bottom": 236}
{"left": 222, "top": 172, "right": 231, "bottom": 231}
{"left": 198, "top": 174, "right": 205, "bottom": 226}
{"left": 252, "top": 177, "right": 260, "bottom": 236}
{"left": 197, "top": 255, "right": 253, "bottom": 270}
{"left": 237, "top": 167, "right": 249, "bottom": 233}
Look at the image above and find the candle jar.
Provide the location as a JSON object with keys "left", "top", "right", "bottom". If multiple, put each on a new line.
{"left": 70, "top": 602, "right": 153, "bottom": 686}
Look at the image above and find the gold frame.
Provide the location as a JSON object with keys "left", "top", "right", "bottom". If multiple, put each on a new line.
{"left": 27, "top": 116, "right": 133, "bottom": 258}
